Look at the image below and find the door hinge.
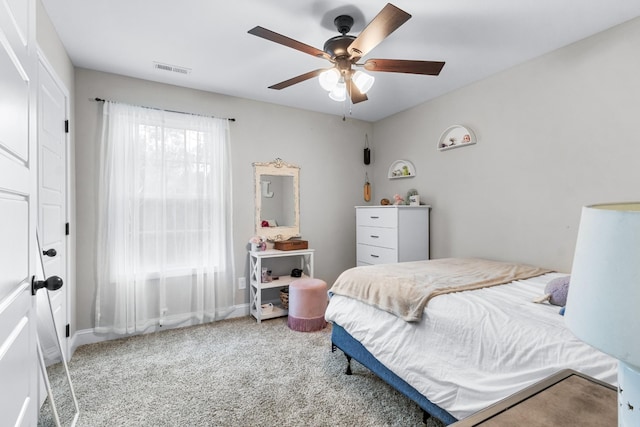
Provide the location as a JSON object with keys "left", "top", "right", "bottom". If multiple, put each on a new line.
{"left": 64, "top": 120, "right": 69, "bottom": 133}
{"left": 65, "top": 324, "right": 70, "bottom": 338}
{"left": 65, "top": 222, "right": 70, "bottom": 236}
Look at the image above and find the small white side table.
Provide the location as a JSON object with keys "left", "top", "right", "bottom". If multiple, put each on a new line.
{"left": 249, "top": 248, "right": 314, "bottom": 323}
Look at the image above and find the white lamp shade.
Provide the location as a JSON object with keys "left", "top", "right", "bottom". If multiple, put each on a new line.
{"left": 565, "top": 202, "right": 640, "bottom": 370}
{"left": 328, "top": 80, "right": 346, "bottom": 102}
{"left": 318, "top": 68, "right": 340, "bottom": 91}
{"left": 352, "top": 70, "right": 375, "bottom": 94}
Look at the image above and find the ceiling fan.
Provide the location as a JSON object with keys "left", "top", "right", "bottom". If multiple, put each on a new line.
{"left": 248, "top": 3, "right": 445, "bottom": 104}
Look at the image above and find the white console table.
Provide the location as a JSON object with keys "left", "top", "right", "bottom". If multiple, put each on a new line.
{"left": 249, "top": 248, "right": 314, "bottom": 323}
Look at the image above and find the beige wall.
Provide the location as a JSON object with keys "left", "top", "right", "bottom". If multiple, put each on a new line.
{"left": 73, "top": 69, "right": 372, "bottom": 330}
{"left": 371, "top": 17, "right": 640, "bottom": 273}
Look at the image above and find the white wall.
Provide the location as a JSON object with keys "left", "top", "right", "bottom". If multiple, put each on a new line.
{"left": 73, "top": 69, "right": 372, "bottom": 330}
{"left": 371, "top": 17, "right": 640, "bottom": 273}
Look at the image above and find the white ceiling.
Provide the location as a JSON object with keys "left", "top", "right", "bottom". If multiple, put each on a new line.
{"left": 41, "top": 0, "right": 640, "bottom": 122}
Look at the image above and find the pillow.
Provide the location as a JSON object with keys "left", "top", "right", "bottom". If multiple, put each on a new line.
{"left": 544, "top": 276, "right": 570, "bottom": 306}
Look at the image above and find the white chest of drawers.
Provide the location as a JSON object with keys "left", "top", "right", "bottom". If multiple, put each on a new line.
{"left": 356, "top": 205, "right": 430, "bottom": 266}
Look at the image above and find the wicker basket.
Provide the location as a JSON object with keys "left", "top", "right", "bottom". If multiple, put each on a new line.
{"left": 279, "top": 287, "right": 289, "bottom": 310}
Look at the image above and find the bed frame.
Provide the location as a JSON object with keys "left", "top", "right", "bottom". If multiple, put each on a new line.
{"left": 331, "top": 323, "right": 458, "bottom": 425}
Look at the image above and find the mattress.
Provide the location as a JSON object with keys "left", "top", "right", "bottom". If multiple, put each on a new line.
{"left": 325, "top": 272, "right": 617, "bottom": 420}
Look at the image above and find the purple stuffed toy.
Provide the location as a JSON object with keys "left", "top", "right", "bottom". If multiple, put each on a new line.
{"left": 534, "top": 276, "right": 570, "bottom": 306}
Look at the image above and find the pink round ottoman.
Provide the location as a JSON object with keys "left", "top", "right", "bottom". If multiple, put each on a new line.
{"left": 287, "top": 278, "right": 328, "bottom": 332}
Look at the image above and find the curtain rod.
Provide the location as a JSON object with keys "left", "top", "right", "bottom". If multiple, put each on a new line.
{"left": 93, "top": 97, "right": 236, "bottom": 122}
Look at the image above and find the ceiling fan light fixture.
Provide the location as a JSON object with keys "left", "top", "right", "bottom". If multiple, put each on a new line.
{"left": 329, "top": 79, "right": 346, "bottom": 101}
{"left": 250, "top": 4, "right": 445, "bottom": 106}
{"left": 318, "top": 68, "right": 340, "bottom": 91}
{"left": 352, "top": 70, "right": 375, "bottom": 94}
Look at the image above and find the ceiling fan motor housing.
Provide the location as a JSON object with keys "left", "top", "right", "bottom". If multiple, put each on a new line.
{"left": 323, "top": 35, "right": 356, "bottom": 60}
{"left": 325, "top": 14, "right": 357, "bottom": 62}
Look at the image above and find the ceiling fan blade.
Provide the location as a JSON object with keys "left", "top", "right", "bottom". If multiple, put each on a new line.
{"left": 347, "top": 80, "right": 368, "bottom": 104}
{"left": 248, "top": 26, "right": 331, "bottom": 61}
{"left": 268, "top": 69, "right": 327, "bottom": 90}
{"left": 348, "top": 3, "right": 411, "bottom": 61}
{"left": 363, "top": 59, "right": 445, "bottom": 75}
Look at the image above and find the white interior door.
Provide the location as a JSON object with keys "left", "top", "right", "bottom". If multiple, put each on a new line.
{"left": 0, "top": 0, "right": 39, "bottom": 424}
{"left": 37, "top": 58, "right": 69, "bottom": 362}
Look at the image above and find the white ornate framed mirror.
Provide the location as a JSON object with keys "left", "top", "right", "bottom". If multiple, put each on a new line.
{"left": 253, "top": 159, "right": 300, "bottom": 241}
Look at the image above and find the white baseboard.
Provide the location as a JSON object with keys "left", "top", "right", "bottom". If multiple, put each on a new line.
{"left": 228, "top": 303, "right": 250, "bottom": 318}
{"left": 69, "top": 303, "right": 250, "bottom": 355}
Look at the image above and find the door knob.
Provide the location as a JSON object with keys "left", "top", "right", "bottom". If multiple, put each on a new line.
{"left": 43, "top": 248, "right": 57, "bottom": 257}
{"left": 32, "top": 275, "right": 64, "bottom": 295}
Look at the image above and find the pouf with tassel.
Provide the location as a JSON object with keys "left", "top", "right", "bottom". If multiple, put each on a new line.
{"left": 287, "top": 278, "right": 328, "bottom": 332}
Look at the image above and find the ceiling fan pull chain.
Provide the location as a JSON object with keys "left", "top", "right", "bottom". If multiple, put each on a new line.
{"left": 347, "top": 81, "right": 353, "bottom": 116}
{"left": 342, "top": 95, "right": 348, "bottom": 121}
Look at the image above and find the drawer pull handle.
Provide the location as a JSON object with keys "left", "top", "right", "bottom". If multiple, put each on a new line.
{"left": 370, "top": 254, "right": 379, "bottom": 258}
{"left": 370, "top": 235, "right": 379, "bottom": 238}
{"left": 370, "top": 216, "right": 379, "bottom": 219}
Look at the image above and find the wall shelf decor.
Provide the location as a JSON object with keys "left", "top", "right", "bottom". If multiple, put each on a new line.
{"left": 388, "top": 160, "right": 415, "bottom": 179}
{"left": 438, "top": 125, "right": 476, "bottom": 151}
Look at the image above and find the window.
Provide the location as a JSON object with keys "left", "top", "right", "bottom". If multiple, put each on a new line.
{"left": 95, "top": 101, "right": 235, "bottom": 334}
{"left": 137, "top": 123, "right": 216, "bottom": 275}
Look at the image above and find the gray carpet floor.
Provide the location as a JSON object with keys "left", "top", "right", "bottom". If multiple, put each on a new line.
{"left": 39, "top": 316, "right": 446, "bottom": 427}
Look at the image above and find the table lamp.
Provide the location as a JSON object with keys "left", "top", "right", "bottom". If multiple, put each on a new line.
{"left": 565, "top": 202, "right": 640, "bottom": 427}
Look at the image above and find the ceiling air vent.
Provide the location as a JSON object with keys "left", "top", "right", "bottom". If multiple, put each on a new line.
{"left": 153, "top": 62, "right": 191, "bottom": 75}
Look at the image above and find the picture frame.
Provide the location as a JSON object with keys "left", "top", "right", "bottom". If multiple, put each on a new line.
{"left": 438, "top": 125, "right": 476, "bottom": 151}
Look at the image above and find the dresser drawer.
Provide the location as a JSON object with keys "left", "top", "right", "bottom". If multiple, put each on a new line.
{"left": 357, "top": 226, "right": 397, "bottom": 249}
{"left": 356, "top": 207, "right": 397, "bottom": 228}
{"left": 357, "top": 244, "right": 398, "bottom": 265}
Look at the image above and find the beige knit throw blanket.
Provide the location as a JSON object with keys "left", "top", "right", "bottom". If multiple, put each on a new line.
{"left": 330, "top": 258, "right": 551, "bottom": 322}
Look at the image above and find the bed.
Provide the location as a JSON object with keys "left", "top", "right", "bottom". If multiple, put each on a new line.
{"left": 325, "top": 258, "right": 617, "bottom": 424}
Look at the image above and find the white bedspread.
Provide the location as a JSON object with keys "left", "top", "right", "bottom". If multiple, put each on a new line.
{"left": 325, "top": 272, "right": 617, "bottom": 420}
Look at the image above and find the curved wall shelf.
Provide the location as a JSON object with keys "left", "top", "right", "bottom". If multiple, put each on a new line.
{"left": 388, "top": 160, "right": 415, "bottom": 179}
{"left": 438, "top": 125, "right": 477, "bottom": 151}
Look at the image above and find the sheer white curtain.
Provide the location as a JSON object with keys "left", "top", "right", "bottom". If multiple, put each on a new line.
{"left": 95, "top": 101, "right": 235, "bottom": 335}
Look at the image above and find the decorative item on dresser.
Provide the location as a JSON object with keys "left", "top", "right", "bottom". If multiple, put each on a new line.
{"left": 274, "top": 239, "right": 308, "bottom": 251}
{"left": 355, "top": 205, "right": 430, "bottom": 266}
